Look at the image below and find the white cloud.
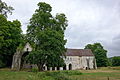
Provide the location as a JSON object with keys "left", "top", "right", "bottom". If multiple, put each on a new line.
{"left": 2, "top": 0, "right": 120, "bottom": 57}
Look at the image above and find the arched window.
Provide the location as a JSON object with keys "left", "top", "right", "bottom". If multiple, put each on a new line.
{"left": 27, "top": 48, "right": 29, "bottom": 51}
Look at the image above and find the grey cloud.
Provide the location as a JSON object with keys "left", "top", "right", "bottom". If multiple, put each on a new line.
{"left": 104, "top": 34, "right": 120, "bottom": 57}
{"left": 3, "top": 0, "right": 120, "bottom": 57}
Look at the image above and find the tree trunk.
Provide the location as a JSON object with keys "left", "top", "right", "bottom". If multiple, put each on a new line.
{"left": 37, "top": 64, "right": 43, "bottom": 71}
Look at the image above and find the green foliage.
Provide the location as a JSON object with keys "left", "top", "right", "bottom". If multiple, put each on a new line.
{"left": 26, "top": 2, "right": 68, "bottom": 71}
{"left": 107, "top": 58, "right": 112, "bottom": 66}
{"left": 31, "top": 68, "right": 38, "bottom": 73}
{"left": 85, "top": 43, "right": 108, "bottom": 67}
{"left": 0, "top": 0, "right": 14, "bottom": 17}
{"left": 0, "top": 14, "right": 23, "bottom": 67}
{"left": 26, "top": 70, "right": 82, "bottom": 80}
{"left": 37, "top": 70, "right": 82, "bottom": 80}
{"left": 111, "top": 56, "right": 120, "bottom": 66}
{"left": 16, "top": 35, "right": 29, "bottom": 51}
{"left": 94, "top": 49, "right": 108, "bottom": 67}
{"left": 45, "top": 70, "right": 82, "bottom": 76}
{"left": 0, "top": 59, "right": 5, "bottom": 68}
{"left": 26, "top": 50, "right": 47, "bottom": 65}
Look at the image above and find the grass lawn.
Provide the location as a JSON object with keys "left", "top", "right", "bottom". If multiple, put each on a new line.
{"left": 0, "top": 67, "right": 120, "bottom": 80}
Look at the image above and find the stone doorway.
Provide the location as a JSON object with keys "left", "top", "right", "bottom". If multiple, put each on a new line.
{"left": 20, "top": 51, "right": 29, "bottom": 69}
{"left": 69, "top": 64, "right": 72, "bottom": 70}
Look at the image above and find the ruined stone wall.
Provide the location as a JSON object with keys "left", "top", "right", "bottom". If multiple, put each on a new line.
{"left": 11, "top": 43, "right": 32, "bottom": 71}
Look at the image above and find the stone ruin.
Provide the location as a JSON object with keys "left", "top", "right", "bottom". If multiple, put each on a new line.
{"left": 11, "top": 43, "right": 32, "bottom": 71}
{"left": 11, "top": 43, "right": 97, "bottom": 71}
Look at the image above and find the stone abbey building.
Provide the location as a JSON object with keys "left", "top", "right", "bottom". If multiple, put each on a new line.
{"left": 12, "top": 43, "right": 97, "bottom": 71}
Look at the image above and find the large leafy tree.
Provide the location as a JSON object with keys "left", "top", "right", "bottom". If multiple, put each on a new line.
{"left": 0, "top": 14, "right": 22, "bottom": 67}
{"left": 0, "top": 1, "right": 22, "bottom": 67}
{"left": 26, "top": 2, "right": 68, "bottom": 71}
{"left": 0, "top": 0, "right": 14, "bottom": 17}
{"left": 84, "top": 43, "right": 108, "bottom": 67}
{"left": 111, "top": 56, "right": 120, "bottom": 66}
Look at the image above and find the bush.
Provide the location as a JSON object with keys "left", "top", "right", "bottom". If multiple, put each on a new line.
{"left": 31, "top": 68, "right": 38, "bottom": 73}
{"left": 112, "top": 56, "right": 120, "bottom": 66}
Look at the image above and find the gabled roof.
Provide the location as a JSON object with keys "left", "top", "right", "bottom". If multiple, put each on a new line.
{"left": 66, "top": 49, "right": 94, "bottom": 56}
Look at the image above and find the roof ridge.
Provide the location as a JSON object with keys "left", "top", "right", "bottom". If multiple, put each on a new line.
{"left": 66, "top": 49, "right": 94, "bottom": 56}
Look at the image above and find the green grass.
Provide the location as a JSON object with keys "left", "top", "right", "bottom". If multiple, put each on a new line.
{"left": 0, "top": 69, "right": 82, "bottom": 80}
{"left": 0, "top": 71, "right": 32, "bottom": 80}
{"left": 0, "top": 67, "right": 120, "bottom": 80}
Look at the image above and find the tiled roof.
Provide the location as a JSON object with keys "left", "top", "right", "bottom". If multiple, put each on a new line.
{"left": 66, "top": 49, "right": 94, "bottom": 56}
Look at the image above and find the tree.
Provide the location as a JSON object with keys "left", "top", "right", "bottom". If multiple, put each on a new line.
{"left": 26, "top": 2, "right": 68, "bottom": 71}
{"left": 0, "top": 14, "right": 23, "bottom": 67}
{"left": 111, "top": 56, "right": 120, "bottom": 66}
{"left": 0, "top": 0, "right": 14, "bottom": 17}
{"left": 107, "top": 57, "right": 112, "bottom": 66}
{"left": 84, "top": 43, "right": 108, "bottom": 67}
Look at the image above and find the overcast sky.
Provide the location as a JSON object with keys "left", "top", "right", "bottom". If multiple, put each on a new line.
{"left": 3, "top": 0, "right": 120, "bottom": 57}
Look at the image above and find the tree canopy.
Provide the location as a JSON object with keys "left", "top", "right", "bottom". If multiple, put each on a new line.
{"left": 110, "top": 56, "right": 120, "bottom": 66}
{"left": 0, "top": 0, "right": 14, "bottom": 17}
{"left": 0, "top": 14, "right": 23, "bottom": 67}
{"left": 85, "top": 43, "right": 108, "bottom": 67}
{"left": 26, "top": 2, "right": 68, "bottom": 71}
{"left": 0, "top": 1, "right": 23, "bottom": 67}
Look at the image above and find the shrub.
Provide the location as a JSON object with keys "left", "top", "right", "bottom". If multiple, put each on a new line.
{"left": 31, "top": 68, "right": 38, "bottom": 73}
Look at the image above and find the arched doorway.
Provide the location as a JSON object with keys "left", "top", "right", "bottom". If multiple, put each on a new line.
{"left": 20, "top": 51, "right": 29, "bottom": 69}
{"left": 69, "top": 64, "right": 72, "bottom": 70}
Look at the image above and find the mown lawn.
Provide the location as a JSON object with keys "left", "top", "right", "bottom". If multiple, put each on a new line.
{"left": 0, "top": 67, "right": 120, "bottom": 80}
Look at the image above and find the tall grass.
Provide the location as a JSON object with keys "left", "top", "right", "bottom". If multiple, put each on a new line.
{"left": 1, "top": 67, "right": 120, "bottom": 80}
{"left": 27, "top": 70, "right": 82, "bottom": 80}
